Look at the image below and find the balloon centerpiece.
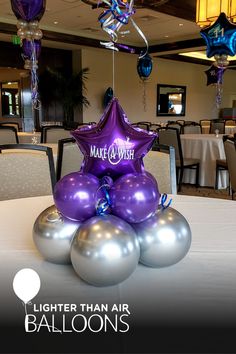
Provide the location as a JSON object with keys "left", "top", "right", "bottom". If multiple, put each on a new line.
{"left": 199, "top": 12, "right": 236, "bottom": 108}
{"left": 10, "top": 0, "right": 45, "bottom": 109}
{"left": 33, "top": 98, "right": 192, "bottom": 287}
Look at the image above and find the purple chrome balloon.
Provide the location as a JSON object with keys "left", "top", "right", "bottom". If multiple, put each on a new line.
{"left": 53, "top": 172, "right": 103, "bottom": 222}
{"left": 110, "top": 172, "right": 160, "bottom": 223}
{"left": 11, "top": 0, "right": 46, "bottom": 21}
{"left": 22, "top": 39, "right": 41, "bottom": 59}
{"left": 71, "top": 98, "right": 157, "bottom": 180}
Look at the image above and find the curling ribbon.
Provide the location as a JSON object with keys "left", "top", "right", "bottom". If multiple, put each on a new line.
{"left": 161, "top": 193, "right": 172, "bottom": 210}
{"left": 22, "top": 40, "right": 40, "bottom": 109}
{"left": 96, "top": 176, "right": 112, "bottom": 215}
{"left": 98, "top": 0, "right": 148, "bottom": 55}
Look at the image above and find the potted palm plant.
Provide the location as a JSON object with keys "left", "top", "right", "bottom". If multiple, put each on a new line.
{"left": 38, "top": 67, "right": 90, "bottom": 124}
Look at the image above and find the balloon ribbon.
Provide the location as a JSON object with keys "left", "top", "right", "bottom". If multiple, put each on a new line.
{"left": 96, "top": 176, "right": 112, "bottom": 215}
{"left": 161, "top": 193, "right": 172, "bottom": 210}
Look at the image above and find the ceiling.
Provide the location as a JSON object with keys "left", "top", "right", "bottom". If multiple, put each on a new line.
{"left": 0, "top": 0, "right": 202, "bottom": 54}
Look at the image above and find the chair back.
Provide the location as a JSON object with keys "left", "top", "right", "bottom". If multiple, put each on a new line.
{"left": 0, "top": 126, "right": 19, "bottom": 144}
{"left": 224, "top": 139, "right": 236, "bottom": 194}
{"left": 200, "top": 119, "right": 211, "bottom": 134}
{"left": 56, "top": 138, "right": 84, "bottom": 181}
{"left": 166, "top": 122, "right": 182, "bottom": 132}
{"left": 225, "top": 119, "right": 236, "bottom": 126}
{"left": 0, "top": 144, "right": 56, "bottom": 200}
{"left": 131, "top": 122, "right": 150, "bottom": 131}
{"left": 182, "top": 123, "right": 202, "bottom": 134}
{"left": 157, "top": 127, "right": 183, "bottom": 165}
{"left": 210, "top": 121, "right": 225, "bottom": 134}
{"left": 176, "top": 119, "right": 185, "bottom": 126}
{"left": 149, "top": 123, "right": 161, "bottom": 131}
{"left": 0, "top": 122, "right": 20, "bottom": 131}
{"left": 143, "top": 144, "right": 177, "bottom": 194}
{"left": 41, "top": 126, "right": 72, "bottom": 143}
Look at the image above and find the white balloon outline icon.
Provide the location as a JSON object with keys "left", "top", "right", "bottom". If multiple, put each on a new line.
{"left": 13, "top": 268, "right": 41, "bottom": 303}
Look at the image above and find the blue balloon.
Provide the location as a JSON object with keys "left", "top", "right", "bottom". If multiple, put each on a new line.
{"left": 137, "top": 53, "right": 153, "bottom": 80}
{"left": 200, "top": 12, "right": 236, "bottom": 57}
{"left": 103, "top": 87, "right": 113, "bottom": 108}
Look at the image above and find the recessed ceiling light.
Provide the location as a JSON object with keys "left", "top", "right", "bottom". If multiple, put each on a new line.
{"left": 179, "top": 23, "right": 184, "bottom": 26}
{"left": 164, "top": 35, "right": 169, "bottom": 38}
{"left": 54, "top": 21, "right": 59, "bottom": 25}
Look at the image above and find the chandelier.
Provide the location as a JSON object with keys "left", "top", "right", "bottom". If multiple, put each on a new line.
{"left": 196, "top": 0, "right": 236, "bottom": 27}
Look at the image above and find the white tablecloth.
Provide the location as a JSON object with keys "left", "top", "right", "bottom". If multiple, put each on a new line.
{"left": 0, "top": 195, "right": 236, "bottom": 352}
{"left": 181, "top": 134, "right": 228, "bottom": 188}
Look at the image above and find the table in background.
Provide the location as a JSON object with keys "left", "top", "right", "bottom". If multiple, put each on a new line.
{"left": 0, "top": 194, "right": 236, "bottom": 353}
{"left": 180, "top": 133, "right": 227, "bottom": 188}
{"left": 18, "top": 131, "right": 41, "bottom": 144}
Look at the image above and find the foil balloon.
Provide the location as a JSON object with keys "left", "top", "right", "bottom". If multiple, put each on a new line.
{"left": 71, "top": 98, "right": 157, "bottom": 179}
{"left": 110, "top": 172, "right": 160, "bottom": 223}
{"left": 205, "top": 64, "right": 226, "bottom": 86}
{"left": 53, "top": 172, "right": 103, "bottom": 222}
{"left": 200, "top": 12, "right": 236, "bottom": 58}
{"left": 10, "top": 0, "right": 46, "bottom": 22}
{"left": 103, "top": 87, "right": 113, "bottom": 108}
{"left": 70, "top": 214, "right": 140, "bottom": 286}
{"left": 137, "top": 53, "right": 153, "bottom": 80}
{"left": 134, "top": 206, "right": 192, "bottom": 268}
{"left": 33, "top": 205, "right": 81, "bottom": 264}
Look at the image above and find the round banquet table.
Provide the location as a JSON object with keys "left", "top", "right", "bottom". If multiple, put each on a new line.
{"left": 17, "top": 131, "right": 41, "bottom": 144}
{"left": 0, "top": 194, "right": 236, "bottom": 353}
{"left": 180, "top": 134, "right": 228, "bottom": 188}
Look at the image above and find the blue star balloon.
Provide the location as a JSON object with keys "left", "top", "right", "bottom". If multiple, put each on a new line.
{"left": 200, "top": 12, "right": 236, "bottom": 57}
{"left": 205, "top": 64, "right": 226, "bottom": 86}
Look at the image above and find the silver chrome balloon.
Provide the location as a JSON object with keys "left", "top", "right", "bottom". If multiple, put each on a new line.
{"left": 33, "top": 205, "right": 81, "bottom": 264}
{"left": 71, "top": 215, "right": 140, "bottom": 287}
{"left": 134, "top": 206, "right": 192, "bottom": 268}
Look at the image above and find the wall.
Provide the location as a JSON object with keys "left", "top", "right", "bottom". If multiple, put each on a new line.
{"left": 81, "top": 47, "right": 236, "bottom": 124}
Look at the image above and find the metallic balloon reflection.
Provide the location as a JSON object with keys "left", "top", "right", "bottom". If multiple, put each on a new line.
{"left": 134, "top": 207, "right": 192, "bottom": 268}
{"left": 33, "top": 205, "right": 81, "bottom": 264}
{"left": 71, "top": 215, "right": 140, "bottom": 287}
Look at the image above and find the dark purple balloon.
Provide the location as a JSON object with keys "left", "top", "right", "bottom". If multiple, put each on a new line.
{"left": 53, "top": 172, "right": 103, "bottom": 222}
{"left": 71, "top": 98, "right": 157, "bottom": 180}
{"left": 109, "top": 172, "right": 160, "bottom": 223}
{"left": 11, "top": 0, "right": 46, "bottom": 21}
{"left": 22, "top": 39, "right": 41, "bottom": 59}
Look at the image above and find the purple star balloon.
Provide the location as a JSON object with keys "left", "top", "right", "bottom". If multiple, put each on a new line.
{"left": 205, "top": 64, "right": 226, "bottom": 86}
{"left": 71, "top": 98, "right": 157, "bottom": 179}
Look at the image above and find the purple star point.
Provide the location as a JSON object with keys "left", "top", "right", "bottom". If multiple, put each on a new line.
{"left": 71, "top": 98, "right": 157, "bottom": 179}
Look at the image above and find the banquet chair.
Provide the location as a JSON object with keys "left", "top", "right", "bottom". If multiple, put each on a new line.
{"left": 0, "top": 126, "right": 19, "bottom": 144}
{"left": 0, "top": 144, "right": 56, "bottom": 201}
{"left": 223, "top": 139, "right": 236, "bottom": 200}
{"left": 56, "top": 138, "right": 84, "bottom": 181}
{"left": 149, "top": 123, "right": 161, "bottom": 131}
{"left": 143, "top": 144, "right": 177, "bottom": 194}
{"left": 176, "top": 119, "right": 185, "bottom": 126}
{"left": 41, "top": 125, "right": 72, "bottom": 143}
{"left": 131, "top": 122, "right": 150, "bottom": 131}
{"left": 166, "top": 122, "right": 182, "bottom": 133}
{"left": 210, "top": 121, "right": 225, "bottom": 134}
{"left": 157, "top": 127, "right": 200, "bottom": 192}
{"left": 200, "top": 119, "right": 211, "bottom": 134}
{"left": 225, "top": 119, "right": 236, "bottom": 126}
{"left": 182, "top": 122, "right": 202, "bottom": 134}
{"left": 0, "top": 122, "right": 20, "bottom": 131}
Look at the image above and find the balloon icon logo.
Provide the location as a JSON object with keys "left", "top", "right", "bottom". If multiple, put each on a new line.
{"left": 13, "top": 268, "right": 41, "bottom": 304}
